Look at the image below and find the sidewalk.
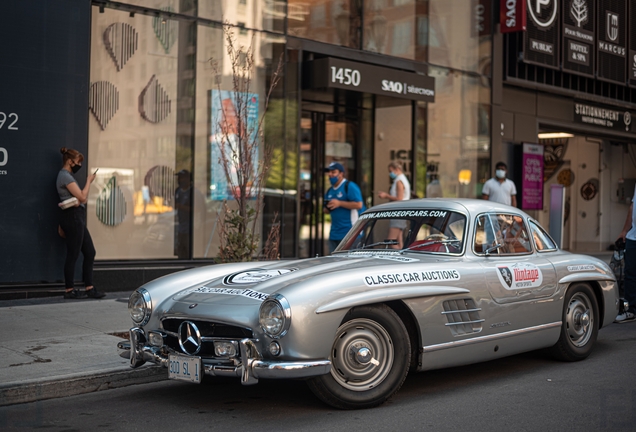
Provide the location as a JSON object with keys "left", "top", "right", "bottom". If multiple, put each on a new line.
{"left": 0, "top": 293, "right": 166, "bottom": 407}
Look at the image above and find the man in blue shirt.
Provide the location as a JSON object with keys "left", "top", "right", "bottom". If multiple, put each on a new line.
{"left": 324, "top": 162, "right": 364, "bottom": 253}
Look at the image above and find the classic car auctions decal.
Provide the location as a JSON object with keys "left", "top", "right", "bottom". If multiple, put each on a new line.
{"left": 359, "top": 210, "right": 448, "bottom": 220}
{"left": 364, "top": 269, "right": 460, "bottom": 286}
{"left": 567, "top": 264, "right": 597, "bottom": 272}
{"left": 191, "top": 286, "right": 269, "bottom": 301}
{"left": 496, "top": 263, "right": 543, "bottom": 290}
{"left": 223, "top": 268, "right": 297, "bottom": 285}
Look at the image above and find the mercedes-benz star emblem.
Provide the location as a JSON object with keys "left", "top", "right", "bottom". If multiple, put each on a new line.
{"left": 178, "top": 321, "right": 202, "bottom": 355}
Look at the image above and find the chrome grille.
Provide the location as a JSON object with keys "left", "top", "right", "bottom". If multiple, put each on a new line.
{"left": 441, "top": 299, "right": 484, "bottom": 336}
{"left": 161, "top": 318, "right": 253, "bottom": 356}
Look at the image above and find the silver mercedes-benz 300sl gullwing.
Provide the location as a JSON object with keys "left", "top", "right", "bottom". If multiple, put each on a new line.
{"left": 118, "top": 198, "right": 618, "bottom": 409}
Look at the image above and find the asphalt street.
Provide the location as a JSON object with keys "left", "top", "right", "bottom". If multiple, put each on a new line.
{"left": 1, "top": 322, "right": 634, "bottom": 432}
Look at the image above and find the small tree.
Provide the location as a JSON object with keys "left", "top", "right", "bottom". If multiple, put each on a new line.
{"left": 211, "top": 25, "right": 283, "bottom": 262}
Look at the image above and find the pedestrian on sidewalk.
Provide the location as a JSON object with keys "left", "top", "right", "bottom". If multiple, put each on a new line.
{"left": 377, "top": 161, "right": 411, "bottom": 249}
{"left": 482, "top": 161, "right": 517, "bottom": 207}
{"left": 57, "top": 147, "right": 105, "bottom": 299}
{"left": 615, "top": 186, "right": 636, "bottom": 322}
{"left": 324, "top": 161, "right": 364, "bottom": 254}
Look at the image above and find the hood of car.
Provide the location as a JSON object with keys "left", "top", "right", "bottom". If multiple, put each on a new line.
{"left": 170, "top": 252, "right": 447, "bottom": 307}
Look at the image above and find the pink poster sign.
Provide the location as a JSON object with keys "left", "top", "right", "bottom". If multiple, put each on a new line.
{"left": 522, "top": 143, "right": 544, "bottom": 210}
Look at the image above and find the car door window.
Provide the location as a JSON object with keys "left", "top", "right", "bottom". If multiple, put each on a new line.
{"left": 473, "top": 213, "right": 532, "bottom": 255}
{"left": 529, "top": 220, "right": 557, "bottom": 251}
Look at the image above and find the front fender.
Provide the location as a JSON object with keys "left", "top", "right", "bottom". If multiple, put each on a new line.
{"left": 315, "top": 286, "right": 469, "bottom": 314}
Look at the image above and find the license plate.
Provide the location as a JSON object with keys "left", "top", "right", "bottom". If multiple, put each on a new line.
{"left": 168, "top": 354, "right": 202, "bottom": 384}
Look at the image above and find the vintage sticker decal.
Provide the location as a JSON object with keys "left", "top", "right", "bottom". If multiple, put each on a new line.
{"left": 496, "top": 262, "right": 543, "bottom": 290}
{"left": 191, "top": 286, "right": 269, "bottom": 301}
{"left": 222, "top": 268, "right": 297, "bottom": 286}
{"left": 567, "top": 264, "right": 597, "bottom": 272}
{"left": 364, "top": 269, "right": 460, "bottom": 286}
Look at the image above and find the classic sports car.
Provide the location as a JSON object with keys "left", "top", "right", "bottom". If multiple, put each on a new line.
{"left": 118, "top": 198, "right": 618, "bottom": 409}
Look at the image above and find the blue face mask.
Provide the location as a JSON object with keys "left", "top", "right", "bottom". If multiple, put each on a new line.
{"left": 389, "top": 171, "right": 397, "bottom": 180}
{"left": 329, "top": 176, "right": 339, "bottom": 186}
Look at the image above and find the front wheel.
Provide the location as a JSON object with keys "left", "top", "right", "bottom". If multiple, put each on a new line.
{"left": 307, "top": 304, "right": 410, "bottom": 409}
{"left": 549, "top": 283, "right": 599, "bottom": 362}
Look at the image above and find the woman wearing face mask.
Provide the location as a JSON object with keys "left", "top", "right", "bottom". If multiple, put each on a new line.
{"left": 57, "top": 147, "right": 104, "bottom": 299}
{"left": 481, "top": 161, "right": 517, "bottom": 207}
{"left": 377, "top": 161, "right": 411, "bottom": 248}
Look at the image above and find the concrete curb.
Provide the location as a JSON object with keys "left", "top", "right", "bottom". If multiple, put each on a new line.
{"left": 0, "top": 366, "right": 167, "bottom": 407}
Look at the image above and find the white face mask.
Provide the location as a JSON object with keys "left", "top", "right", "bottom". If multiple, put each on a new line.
{"left": 495, "top": 169, "right": 506, "bottom": 179}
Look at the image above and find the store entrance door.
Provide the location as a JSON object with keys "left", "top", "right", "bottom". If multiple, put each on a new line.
{"left": 299, "top": 112, "right": 360, "bottom": 257}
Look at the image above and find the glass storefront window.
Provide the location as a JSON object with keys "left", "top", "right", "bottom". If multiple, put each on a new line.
{"left": 117, "top": 0, "right": 196, "bottom": 16}
{"left": 288, "top": 0, "right": 361, "bottom": 48}
{"left": 88, "top": 7, "right": 184, "bottom": 259}
{"left": 198, "top": 0, "right": 285, "bottom": 33}
{"left": 426, "top": 66, "right": 490, "bottom": 199}
{"left": 194, "top": 25, "right": 286, "bottom": 258}
{"left": 428, "top": 0, "right": 491, "bottom": 74}
{"left": 363, "top": 0, "right": 424, "bottom": 60}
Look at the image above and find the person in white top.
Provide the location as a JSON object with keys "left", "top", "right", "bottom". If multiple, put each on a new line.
{"left": 378, "top": 161, "right": 411, "bottom": 249}
{"left": 615, "top": 186, "right": 636, "bottom": 322}
{"left": 482, "top": 161, "right": 517, "bottom": 207}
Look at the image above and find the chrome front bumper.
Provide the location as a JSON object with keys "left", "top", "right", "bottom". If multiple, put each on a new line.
{"left": 117, "top": 328, "right": 331, "bottom": 385}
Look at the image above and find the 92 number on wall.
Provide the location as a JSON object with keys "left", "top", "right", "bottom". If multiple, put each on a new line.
{"left": 331, "top": 66, "right": 360, "bottom": 87}
{"left": 0, "top": 112, "right": 19, "bottom": 130}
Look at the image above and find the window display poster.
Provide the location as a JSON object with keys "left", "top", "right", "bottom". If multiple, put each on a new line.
{"left": 209, "top": 90, "right": 259, "bottom": 200}
{"left": 522, "top": 143, "right": 544, "bottom": 210}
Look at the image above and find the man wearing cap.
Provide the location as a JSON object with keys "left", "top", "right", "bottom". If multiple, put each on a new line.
{"left": 324, "top": 162, "right": 364, "bottom": 253}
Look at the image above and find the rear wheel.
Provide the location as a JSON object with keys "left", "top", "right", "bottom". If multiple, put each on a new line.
{"left": 307, "top": 304, "right": 410, "bottom": 409}
{"left": 550, "top": 283, "right": 599, "bottom": 361}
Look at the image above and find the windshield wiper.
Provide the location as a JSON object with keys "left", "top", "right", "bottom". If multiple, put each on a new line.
{"left": 353, "top": 240, "right": 399, "bottom": 250}
{"left": 405, "top": 239, "right": 461, "bottom": 251}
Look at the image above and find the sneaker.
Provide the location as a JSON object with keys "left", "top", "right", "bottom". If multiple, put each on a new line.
{"left": 615, "top": 311, "right": 636, "bottom": 323}
{"left": 63, "top": 289, "right": 83, "bottom": 299}
{"left": 86, "top": 288, "right": 106, "bottom": 299}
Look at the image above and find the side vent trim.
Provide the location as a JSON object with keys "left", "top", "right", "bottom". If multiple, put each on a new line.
{"left": 442, "top": 299, "right": 483, "bottom": 336}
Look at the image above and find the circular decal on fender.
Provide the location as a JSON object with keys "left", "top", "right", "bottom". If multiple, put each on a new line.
{"left": 223, "top": 268, "right": 297, "bottom": 285}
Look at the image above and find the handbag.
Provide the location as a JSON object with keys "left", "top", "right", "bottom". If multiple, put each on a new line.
{"left": 59, "top": 197, "right": 79, "bottom": 209}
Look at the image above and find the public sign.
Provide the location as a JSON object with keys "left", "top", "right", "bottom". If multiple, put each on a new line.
{"left": 573, "top": 101, "right": 634, "bottom": 133}
{"left": 500, "top": 0, "right": 526, "bottom": 33}
{"left": 524, "top": 0, "right": 560, "bottom": 69}
{"left": 522, "top": 143, "right": 544, "bottom": 210}
{"left": 310, "top": 58, "right": 435, "bottom": 103}
{"left": 562, "top": 0, "right": 595, "bottom": 77}
{"left": 596, "top": 0, "right": 627, "bottom": 84}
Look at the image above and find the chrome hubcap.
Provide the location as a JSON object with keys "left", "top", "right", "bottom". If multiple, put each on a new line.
{"left": 330, "top": 318, "right": 393, "bottom": 391}
{"left": 566, "top": 293, "right": 593, "bottom": 347}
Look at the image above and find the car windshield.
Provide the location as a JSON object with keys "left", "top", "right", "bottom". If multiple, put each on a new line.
{"left": 335, "top": 209, "right": 466, "bottom": 254}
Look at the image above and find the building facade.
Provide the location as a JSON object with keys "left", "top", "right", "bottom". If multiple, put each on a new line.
{"left": 1, "top": 0, "right": 631, "bottom": 289}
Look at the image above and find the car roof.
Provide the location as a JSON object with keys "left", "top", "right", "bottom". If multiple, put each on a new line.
{"left": 366, "top": 198, "right": 533, "bottom": 220}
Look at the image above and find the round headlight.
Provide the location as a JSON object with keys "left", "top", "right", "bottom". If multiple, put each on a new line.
{"left": 128, "top": 288, "right": 151, "bottom": 325}
{"left": 259, "top": 295, "right": 291, "bottom": 338}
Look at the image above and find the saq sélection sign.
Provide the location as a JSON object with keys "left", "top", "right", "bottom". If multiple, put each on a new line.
{"left": 311, "top": 57, "right": 435, "bottom": 103}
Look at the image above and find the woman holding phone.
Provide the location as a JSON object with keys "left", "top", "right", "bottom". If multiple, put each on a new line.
{"left": 57, "top": 147, "right": 104, "bottom": 299}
